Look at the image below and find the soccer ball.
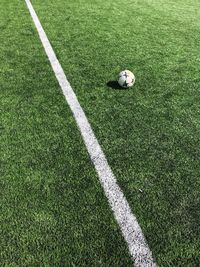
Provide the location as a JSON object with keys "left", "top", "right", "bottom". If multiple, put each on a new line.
{"left": 118, "top": 70, "right": 135, "bottom": 88}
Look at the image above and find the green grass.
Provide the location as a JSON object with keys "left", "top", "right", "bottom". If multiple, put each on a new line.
{"left": 0, "top": 1, "right": 133, "bottom": 266}
{"left": 1, "top": 0, "right": 200, "bottom": 266}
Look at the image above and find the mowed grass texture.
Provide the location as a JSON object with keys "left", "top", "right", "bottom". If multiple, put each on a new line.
{"left": 0, "top": 1, "right": 134, "bottom": 266}
{"left": 31, "top": 0, "right": 200, "bottom": 266}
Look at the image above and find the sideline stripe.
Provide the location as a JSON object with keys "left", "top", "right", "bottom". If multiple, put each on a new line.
{"left": 25, "top": 0, "right": 156, "bottom": 266}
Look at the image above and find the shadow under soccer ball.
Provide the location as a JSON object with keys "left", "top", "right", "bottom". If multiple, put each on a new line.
{"left": 106, "top": 80, "right": 126, "bottom": 90}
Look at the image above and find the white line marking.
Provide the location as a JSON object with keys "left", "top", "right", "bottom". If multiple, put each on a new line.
{"left": 25, "top": 1, "right": 156, "bottom": 266}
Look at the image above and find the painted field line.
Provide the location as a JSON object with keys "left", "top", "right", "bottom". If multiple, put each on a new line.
{"left": 25, "top": 0, "right": 156, "bottom": 266}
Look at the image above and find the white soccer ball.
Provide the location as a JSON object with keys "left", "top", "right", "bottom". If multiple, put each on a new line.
{"left": 118, "top": 70, "right": 135, "bottom": 88}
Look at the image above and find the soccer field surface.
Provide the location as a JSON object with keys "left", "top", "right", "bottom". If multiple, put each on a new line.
{"left": 1, "top": 0, "right": 200, "bottom": 266}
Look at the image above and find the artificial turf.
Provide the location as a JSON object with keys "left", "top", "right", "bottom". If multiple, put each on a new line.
{"left": 30, "top": 0, "right": 200, "bottom": 266}
{"left": 0, "top": 1, "right": 133, "bottom": 266}
{"left": 1, "top": 0, "right": 200, "bottom": 266}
